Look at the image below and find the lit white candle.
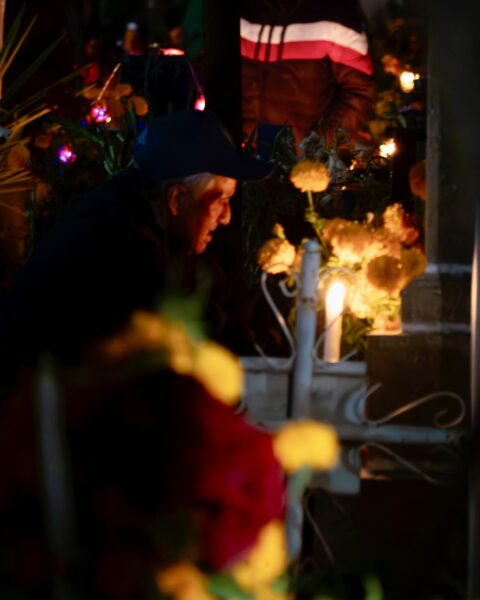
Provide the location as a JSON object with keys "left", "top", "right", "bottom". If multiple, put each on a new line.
{"left": 324, "top": 281, "right": 346, "bottom": 363}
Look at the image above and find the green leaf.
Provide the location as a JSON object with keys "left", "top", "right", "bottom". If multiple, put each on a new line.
{"left": 158, "top": 293, "right": 207, "bottom": 342}
{"left": 271, "top": 574, "right": 292, "bottom": 595}
{"left": 363, "top": 576, "right": 383, "bottom": 600}
{"left": 287, "top": 466, "right": 313, "bottom": 503}
{"left": 207, "top": 573, "right": 254, "bottom": 600}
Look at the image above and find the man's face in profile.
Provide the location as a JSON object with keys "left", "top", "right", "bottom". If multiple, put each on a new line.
{"left": 174, "top": 176, "right": 237, "bottom": 253}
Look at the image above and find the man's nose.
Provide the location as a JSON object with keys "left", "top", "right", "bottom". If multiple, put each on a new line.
{"left": 218, "top": 201, "right": 231, "bottom": 225}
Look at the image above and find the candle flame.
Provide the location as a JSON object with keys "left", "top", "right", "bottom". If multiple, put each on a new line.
{"left": 326, "top": 281, "right": 346, "bottom": 316}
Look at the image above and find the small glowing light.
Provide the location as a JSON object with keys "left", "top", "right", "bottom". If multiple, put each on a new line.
{"left": 399, "top": 70, "right": 420, "bottom": 93}
{"left": 90, "top": 103, "right": 111, "bottom": 124}
{"left": 58, "top": 145, "right": 76, "bottom": 164}
{"left": 378, "top": 139, "right": 396, "bottom": 158}
{"left": 160, "top": 47, "right": 185, "bottom": 56}
{"left": 324, "top": 281, "right": 347, "bottom": 363}
{"left": 194, "top": 94, "right": 206, "bottom": 111}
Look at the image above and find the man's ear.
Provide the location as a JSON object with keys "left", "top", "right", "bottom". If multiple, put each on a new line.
{"left": 166, "top": 184, "right": 187, "bottom": 216}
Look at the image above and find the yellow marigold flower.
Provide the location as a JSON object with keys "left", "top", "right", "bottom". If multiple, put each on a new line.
{"left": 257, "top": 238, "right": 296, "bottom": 275}
{"left": 96, "top": 310, "right": 195, "bottom": 371}
{"left": 348, "top": 271, "right": 386, "bottom": 320}
{"left": 130, "top": 312, "right": 195, "bottom": 373}
{"left": 192, "top": 341, "right": 243, "bottom": 405}
{"left": 233, "top": 520, "right": 288, "bottom": 590}
{"left": 273, "top": 421, "right": 338, "bottom": 474}
{"left": 365, "top": 255, "right": 404, "bottom": 295}
{"left": 155, "top": 562, "right": 214, "bottom": 600}
{"left": 290, "top": 160, "right": 330, "bottom": 193}
{"left": 322, "top": 218, "right": 374, "bottom": 265}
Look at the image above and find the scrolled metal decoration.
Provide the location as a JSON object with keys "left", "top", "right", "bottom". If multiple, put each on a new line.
{"left": 254, "top": 267, "right": 299, "bottom": 370}
{"left": 363, "top": 390, "right": 466, "bottom": 430}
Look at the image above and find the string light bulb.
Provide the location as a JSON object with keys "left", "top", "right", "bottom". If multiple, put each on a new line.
{"left": 399, "top": 70, "right": 420, "bottom": 93}
{"left": 58, "top": 145, "right": 76, "bottom": 165}
{"left": 90, "top": 103, "right": 111, "bottom": 124}
{"left": 194, "top": 94, "right": 206, "bottom": 111}
{"left": 378, "top": 139, "right": 396, "bottom": 158}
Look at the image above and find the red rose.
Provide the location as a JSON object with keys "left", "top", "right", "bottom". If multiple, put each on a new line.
{"left": 158, "top": 375, "right": 285, "bottom": 570}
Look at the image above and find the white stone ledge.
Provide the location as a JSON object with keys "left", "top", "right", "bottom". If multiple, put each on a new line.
{"left": 401, "top": 322, "right": 471, "bottom": 335}
{"left": 425, "top": 263, "right": 472, "bottom": 276}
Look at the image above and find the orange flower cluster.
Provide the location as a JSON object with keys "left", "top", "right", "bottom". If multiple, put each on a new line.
{"left": 318, "top": 205, "right": 424, "bottom": 330}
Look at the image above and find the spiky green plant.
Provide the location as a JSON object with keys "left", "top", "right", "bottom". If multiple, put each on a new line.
{"left": 0, "top": 6, "right": 88, "bottom": 214}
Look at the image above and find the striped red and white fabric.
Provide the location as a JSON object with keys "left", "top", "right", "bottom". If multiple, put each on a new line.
{"left": 240, "top": 18, "right": 373, "bottom": 75}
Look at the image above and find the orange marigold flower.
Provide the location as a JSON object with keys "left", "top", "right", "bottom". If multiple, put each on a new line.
{"left": 409, "top": 160, "right": 426, "bottom": 201}
{"left": 369, "top": 227, "right": 402, "bottom": 260}
{"left": 381, "top": 54, "right": 402, "bottom": 76}
{"left": 365, "top": 255, "right": 404, "bottom": 295}
{"left": 109, "top": 83, "right": 133, "bottom": 100}
{"left": 400, "top": 247, "right": 426, "bottom": 284}
{"left": 382, "top": 203, "right": 420, "bottom": 246}
{"left": 290, "top": 160, "right": 330, "bottom": 193}
{"left": 130, "top": 95, "right": 149, "bottom": 117}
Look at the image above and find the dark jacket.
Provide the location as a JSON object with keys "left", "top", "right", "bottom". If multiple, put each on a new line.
{"left": 0, "top": 167, "right": 202, "bottom": 375}
{"left": 241, "top": 0, "right": 375, "bottom": 144}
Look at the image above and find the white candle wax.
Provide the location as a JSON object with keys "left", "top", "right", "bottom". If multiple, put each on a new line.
{"left": 324, "top": 281, "right": 346, "bottom": 363}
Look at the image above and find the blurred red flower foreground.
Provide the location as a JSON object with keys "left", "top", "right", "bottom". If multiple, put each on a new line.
{"left": 163, "top": 376, "right": 285, "bottom": 570}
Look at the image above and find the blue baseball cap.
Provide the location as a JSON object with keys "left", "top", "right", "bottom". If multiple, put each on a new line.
{"left": 133, "top": 109, "right": 273, "bottom": 183}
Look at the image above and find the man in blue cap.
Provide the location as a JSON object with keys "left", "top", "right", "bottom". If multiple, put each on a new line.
{"left": 0, "top": 110, "right": 271, "bottom": 381}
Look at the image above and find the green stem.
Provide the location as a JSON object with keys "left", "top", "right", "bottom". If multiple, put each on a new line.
{"left": 306, "top": 190, "right": 314, "bottom": 211}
